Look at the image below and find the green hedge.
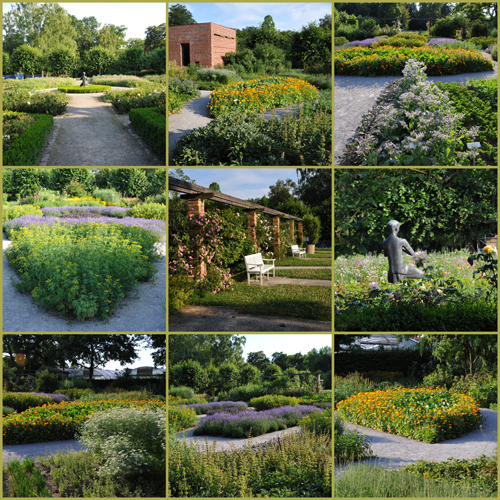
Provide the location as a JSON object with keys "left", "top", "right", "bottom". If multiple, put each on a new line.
{"left": 129, "top": 106, "right": 166, "bottom": 162}
{"left": 58, "top": 85, "right": 111, "bottom": 93}
{"left": 3, "top": 112, "right": 54, "bottom": 166}
{"left": 3, "top": 393, "right": 54, "bottom": 413}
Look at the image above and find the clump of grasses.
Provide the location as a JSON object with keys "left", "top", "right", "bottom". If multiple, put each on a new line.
{"left": 169, "top": 428, "right": 331, "bottom": 497}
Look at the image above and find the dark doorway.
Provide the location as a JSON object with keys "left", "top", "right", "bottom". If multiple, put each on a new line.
{"left": 181, "top": 43, "right": 190, "bottom": 66}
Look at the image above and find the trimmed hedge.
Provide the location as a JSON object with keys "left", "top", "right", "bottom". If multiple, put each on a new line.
{"left": 249, "top": 394, "right": 300, "bottom": 410}
{"left": 3, "top": 393, "right": 54, "bottom": 413}
{"left": 58, "top": 85, "right": 112, "bottom": 93}
{"left": 3, "top": 112, "right": 54, "bottom": 166}
{"left": 129, "top": 106, "right": 166, "bottom": 162}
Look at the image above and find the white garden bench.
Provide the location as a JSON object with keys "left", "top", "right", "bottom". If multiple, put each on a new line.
{"left": 291, "top": 244, "right": 306, "bottom": 258}
{"left": 244, "top": 253, "right": 276, "bottom": 285}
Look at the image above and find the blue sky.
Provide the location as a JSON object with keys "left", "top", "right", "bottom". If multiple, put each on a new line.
{"left": 241, "top": 334, "right": 331, "bottom": 360}
{"left": 104, "top": 345, "right": 162, "bottom": 370}
{"left": 170, "top": 168, "right": 302, "bottom": 200}
{"left": 3, "top": 3, "right": 166, "bottom": 41}
{"left": 171, "top": 3, "right": 331, "bottom": 31}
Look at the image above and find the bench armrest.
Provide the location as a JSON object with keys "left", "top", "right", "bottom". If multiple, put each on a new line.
{"left": 262, "top": 258, "right": 276, "bottom": 264}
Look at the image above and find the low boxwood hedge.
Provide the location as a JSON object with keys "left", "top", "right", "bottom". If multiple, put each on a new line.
{"left": 3, "top": 111, "right": 54, "bottom": 166}
{"left": 129, "top": 106, "right": 166, "bottom": 162}
{"left": 58, "top": 85, "right": 111, "bottom": 93}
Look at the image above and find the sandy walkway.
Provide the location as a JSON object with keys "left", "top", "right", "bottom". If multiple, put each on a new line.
{"left": 38, "top": 90, "right": 163, "bottom": 166}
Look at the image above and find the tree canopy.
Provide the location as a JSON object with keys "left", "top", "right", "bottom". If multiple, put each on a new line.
{"left": 169, "top": 4, "right": 196, "bottom": 26}
{"left": 335, "top": 168, "right": 497, "bottom": 255}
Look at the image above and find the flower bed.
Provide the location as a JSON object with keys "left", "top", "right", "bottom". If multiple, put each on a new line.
{"left": 58, "top": 85, "right": 111, "bottom": 93}
{"left": 336, "top": 387, "right": 482, "bottom": 443}
{"left": 208, "top": 76, "right": 319, "bottom": 118}
{"left": 335, "top": 45, "right": 493, "bottom": 76}
{"left": 3, "top": 398, "right": 165, "bottom": 444}
{"left": 193, "top": 405, "right": 324, "bottom": 438}
{"left": 178, "top": 401, "right": 248, "bottom": 415}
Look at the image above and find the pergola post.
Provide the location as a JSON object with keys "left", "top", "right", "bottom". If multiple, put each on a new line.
{"left": 188, "top": 198, "right": 206, "bottom": 276}
{"left": 298, "top": 222, "right": 303, "bottom": 246}
{"left": 247, "top": 211, "right": 258, "bottom": 252}
{"left": 273, "top": 216, "right": 280, "bottom": 255}
{"left": 289, "top": 219, "right": 295, "bottom": 243}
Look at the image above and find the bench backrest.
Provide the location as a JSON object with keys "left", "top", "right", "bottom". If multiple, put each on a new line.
{"left": 245, "top": 253, "right": 264, "bottom": 269}
{"left": 291, "top": 245, "right": 299, "bottom": 251}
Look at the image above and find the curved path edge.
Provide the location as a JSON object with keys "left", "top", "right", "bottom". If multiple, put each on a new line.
{"left": 335, "top": 408, "right": 497, "bottom": 478}
{"left": 3, "top": 439, "right": 88, "bottom": 466}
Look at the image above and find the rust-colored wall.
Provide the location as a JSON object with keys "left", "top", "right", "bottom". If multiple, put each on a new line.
{"left": 169, "top": 23, "right": 236, "bottom": 68}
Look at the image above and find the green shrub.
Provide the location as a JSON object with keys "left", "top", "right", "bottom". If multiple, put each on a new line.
{"left": 126, "top": 202, "right": 165, "bottom": 222}
{"left": 168, "top": 273, "right": 196, "bottom": 313}
{"left": 492, "top": 45, "right": 498, "bottom": 61}
{"left": 3, "top": 392, "right": 54, "bottom": 413}
{"left": 3, "top": 406, "right": 16, "bottom": 416}
{"left": 54, "top": 388, "right": 95, "bottom": 401}
{"left": 92, "top": 188, "right": 122, "bottom": 204}
{"left": 169, "top": 405, "right": 198, "bottom": 432}
{"left": 6, "top": 222, "right": 158, "bottom": 322}
{"left": 3, "top": 112, "right": 54, "bottom": 166}
{"left": 3, "top": 88, "right": 69, "bottom": 115}
{"left": 168, "top": 78, "right": 199, "bottom": 96}
{"left": 195, "top": 67, "right": 240, "bottom": 85}
{"left": 334, "top": 428, "right": 373, "bottom": 464}
{"left": 169, "top": 386, "right": 195, "bottom": 400}
{"left": 224, "top": 384, "right": 266, "bottom": 403}
{"left": 430, "top": 16, "right": 468, "bottom": 39}
{"left": 2, "top": 204, "right": 42, "bottom": 223}
{"left": 299, "top": 407, "right": 332, "bottom": 436}
{"left": 58, "top": 85, "right": 111, "bottom": 93}
{"left": 249, "top": 394, "right": 300, "bottom": 410}
{"left": 34, "top": 369, "right": 61, "bottom": 394}
{"left": 129, "top": 106, "right": 166, "bottom": 162}
{"left": 334, "top": 36, "right": 349, "bottom": 46}
{"left": 374, "top": 36, "right": 427, "bottom": 48}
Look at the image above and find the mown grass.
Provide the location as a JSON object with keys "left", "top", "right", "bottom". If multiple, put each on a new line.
{"left": 276, "top": 268, "right": 332, "bottom": 280}
{"left": 278, "top": 257, "right": 332, "bottom": 267}
{"left": 191, "top": 283, "right": 332, "bottom": 321}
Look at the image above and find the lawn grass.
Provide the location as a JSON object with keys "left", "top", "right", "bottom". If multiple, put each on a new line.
{"left": 278, "top": 256, "right": 332, "bottom": 266}
{"left": 191, "top": 282, "right": 332, "bottom": 321}
{"left": 276, "top": 268, "right": 332, "bottom": 280}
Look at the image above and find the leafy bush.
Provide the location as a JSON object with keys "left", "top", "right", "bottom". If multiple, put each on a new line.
{"left": 104, "top": 88, "right": 166, "bottom": 114}
{"left": 58, "top": 85, "right": 111, "bottom": 93}
{"left": 224, "top": 383, "right": 267, "bottom": 402}
{"left": 3, "top": 406, "right": 16, "bottom": 416}
{"left": 3, "top": 88, "right": 69, "bottom": 115}
{"left": 169, "top": 405, "right": 198, "bottom": 432}
{"left": 54, "top": 388, "right": 95, "bottom": 401}
{"left": 374, "top": 35, "right": 427, "bottom": 48}
{"left": 92, "top": 188, "right": 122, "bottom": 205}
{"left": 168, "top": 77, "right": 199, "bottom": 97}
{"left": 250, "top": 394, "right": 300, "bottom": 410}
{"left": 430, "top": 16, "right": 468, "bottom": 39}
{"left": 34, "top": 369, "right": 61, "bottom": 394}
{"left": 129, "top": 106, "right": 166, "bottom": 162}
{"left": 6, "top": 222, "right": 158, "bottom": 321}
{"left": 3, "top": 112, "right": 54, "bottom": 166}
{"left": 77, "top": 406, "right": 165, "bottom": 480}
{"left": 299, "top": 407, "right": 332, "bottom": 436}
{"left": 195, "top": 67, "right": 240, "bottom": 85}
{"left": 3, "top": 393, "right": 54, "bottom": 413}
{"left": 334, "top": 36, "right": 349, "bottom": 46}
{"left": 173, "top": 110, "right": 331, "bottom": 166}
{"left": 467, "top": 37, "right": 498, "bottom": 49}
{"left": 169, "top": 386, "right": 195, "bottom": 400}
{"left": 334, "top": 428, "right": 373, "bottom": 464}
{"left": 3, "top": 204, "right": 42, "bottom": 223}
{"left": 126, "top": 202, "right": 165, "bottom": 222}
{"left": 492, "top": 45, "right": 498, "bottom": 61}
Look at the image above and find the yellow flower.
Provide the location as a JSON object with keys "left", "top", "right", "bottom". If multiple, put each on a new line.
{"left": 482, "top": 245, "right": 496, "bottom": 255}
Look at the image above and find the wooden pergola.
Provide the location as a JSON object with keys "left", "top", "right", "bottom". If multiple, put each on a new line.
{"left": 169, "top": 176, "right": 303, "bottom": 274}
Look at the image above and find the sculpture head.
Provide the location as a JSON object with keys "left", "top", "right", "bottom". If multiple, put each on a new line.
{"left": 387, "top": 219, "right": 400, "bottom": 235}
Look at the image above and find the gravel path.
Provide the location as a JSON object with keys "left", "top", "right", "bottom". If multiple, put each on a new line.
{"left": 334, "top": 54, "right": 497, "bottom": 164}
{"left": 168, "top": 305, "right": 332, "bottom": 332}
{"left": 335, "top": 409, "right": 497, "bottom": 479}
{"left": 3, "top": 439, "right": 88, "bottom": 466}
{"left": 38, "top": 90, "right": 162, "bottom": 166}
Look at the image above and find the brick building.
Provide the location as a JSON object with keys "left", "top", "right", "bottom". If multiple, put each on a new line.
{"left": 169, "top": 23, "right": 236, "bottom": 68}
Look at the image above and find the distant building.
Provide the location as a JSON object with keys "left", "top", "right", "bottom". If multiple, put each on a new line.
{"left": 338, "top": 335, "right": 421, "bottom": 351}
{"left": 125, "top": 366, "right": 166, "bottom": 378}
{"left": 71, "top": 368, "right": 123, "bottom": 380}
{"left": 169, "top": 23, "right": 236, "bottom": 68}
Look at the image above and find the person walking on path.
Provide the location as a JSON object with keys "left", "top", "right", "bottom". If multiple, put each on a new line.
{"left": 39, "top": 91, "right": 162, "bottom": 166}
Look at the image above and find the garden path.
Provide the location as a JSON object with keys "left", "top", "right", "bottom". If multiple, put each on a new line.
{"left": 175, "top": 420, "right": 302, "bottom": 453}
{"left": 334, "top": 54, "right": 498, "bottom": 164}
{"left": 335, "top": 408, "right": 497, "bottom": 479}
{"left": 3, "top": 233, "right": 166, "bottom": 332}
{"left": 169, "top": 305, "right": 331, "bottom": 332}
{"left": 37, "top": 89, "right": 163, "bottom": 166}
{"left": 3, "top": 439, "right": 88, "bottom": 466}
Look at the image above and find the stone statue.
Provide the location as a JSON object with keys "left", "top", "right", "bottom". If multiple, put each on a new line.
{"left": 383, "top": 220, "right": 424, "bottom": 284}
{"left": 80, "top": 72, "right": 87, "bottom": 87}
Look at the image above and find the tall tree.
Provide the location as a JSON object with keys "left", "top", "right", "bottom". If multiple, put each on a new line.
{"left": 271, "top": 351, "right": 291, "bottom": 370}
{"left": 169, "top": 4, "right": 196, "bottom": 26}
{"left": 247, "top": 351, "right": 270, "bottom": 370}
{"left": 96, "top": 24, "right": 127, "bottom": 54}
{"left": 3, "top": 335, "right": 61, "bottom": 370}
{"left": 143, "top": 334, "right": 166, "bottom": 366}
{"left": 267, "top": 178, "right": 297, "bottom": 209}
{"left": 70, "top": 15, "right": 101, "bottom": 56}
{"left": 57, "top": 335, "right": 142, "bottom": 380}
{"left": 144, "top": 23, "right": 166, "bottom": 52}
{"left": 169, "top": 334, "right": 246, "bottom": 367}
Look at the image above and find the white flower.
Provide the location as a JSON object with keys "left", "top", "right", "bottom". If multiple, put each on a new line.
{"left": 369, "top": 282, "right": 380, "bottom": 291}
{"left": 413, "top": 251, "right": 427, "bottom": 264}
{"left": 27, "top": 101, "right": 30, "bottom": 105}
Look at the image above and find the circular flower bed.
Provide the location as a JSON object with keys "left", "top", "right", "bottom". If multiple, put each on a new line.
{"left": 208, "top": 76, "right": 318, "bottom": 117}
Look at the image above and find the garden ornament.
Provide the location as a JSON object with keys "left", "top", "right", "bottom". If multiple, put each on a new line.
{"left": 383, "top": 220, "right": 424, "bottom": 284}
{"left": 80, "top": 72, "right": 87, "bottom": 87}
